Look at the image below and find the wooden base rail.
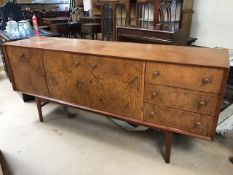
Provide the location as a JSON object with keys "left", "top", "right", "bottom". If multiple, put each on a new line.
{"left": 35, "top": 97, "right": 173, "bottom": 163}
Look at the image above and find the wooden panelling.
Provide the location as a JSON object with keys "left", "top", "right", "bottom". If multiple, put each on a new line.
{"left": 86, "top": 56, "right": 142, "bottom": 119}
{"left": 144, "top": 84, "right": 219, "bottom": 116}
{"left": 145, "top": 62, "right": 224, "bottom": 93}
{"left": 6, "top": 46, "right": 48, "bottom": 96}
{"left": 144, "top": 103, "right": 214, "bottom": 136}
{"left": 43, "top": 51, "right": 89, "bottom": 106}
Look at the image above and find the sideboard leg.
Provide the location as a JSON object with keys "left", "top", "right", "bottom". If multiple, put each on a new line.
{"left": 164, "top": 131, "right": 173, "bottom": 163}
{"left": 35, "top": 97, "right": 43, "bottom": 122}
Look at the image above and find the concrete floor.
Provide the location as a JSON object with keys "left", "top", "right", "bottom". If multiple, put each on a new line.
{"left": 0, "top": 69, "right": 233, "bottom": 175}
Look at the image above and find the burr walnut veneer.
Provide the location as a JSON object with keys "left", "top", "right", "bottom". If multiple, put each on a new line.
{"left": 3, "top": 37, "right": 229, "bottom": 163}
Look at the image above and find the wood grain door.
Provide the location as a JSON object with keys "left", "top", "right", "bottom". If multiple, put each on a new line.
{"left": 86, "top": 56, "right": 143, "bottom": 119}
{"left": 6, "top": 46, "right": 48, "bottom": 96}
{"left": 43, "top": 51, "right": 89, "bottom": 106}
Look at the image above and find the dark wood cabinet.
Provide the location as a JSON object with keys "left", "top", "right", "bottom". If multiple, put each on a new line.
{"left": 100, "top": 0, "right": 131, "bottom": 41}
{"left": 117, "top": 0, "right": 195, "bottom": 45}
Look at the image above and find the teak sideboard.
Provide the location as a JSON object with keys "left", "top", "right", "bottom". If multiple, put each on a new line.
{"left": 3, "top": 37, "right": 229, "bottom": 163}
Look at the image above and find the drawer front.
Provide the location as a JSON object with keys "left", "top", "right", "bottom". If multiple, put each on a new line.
{"left": 43, "top": 51, "right": 89, "bottom": 106}
{"left": 145, "top": 62, "right": 224, "bottom": 93}
{"left": 144, "top": 103, "right": 214, "bottom": 136}
{"left": 144, "top": 84, "right": 219, "bottom": 116}
{"left": 6, "top": 46, "right": 48, "bottom": 96}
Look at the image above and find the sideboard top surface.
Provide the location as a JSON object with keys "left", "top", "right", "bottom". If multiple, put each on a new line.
{"left": 4, "top": 36, "right": 229, "bottom": 68}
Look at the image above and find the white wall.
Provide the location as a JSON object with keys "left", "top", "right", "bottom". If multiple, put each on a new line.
{"left": 190, "top": 0, "right": 233, "bottom": 49}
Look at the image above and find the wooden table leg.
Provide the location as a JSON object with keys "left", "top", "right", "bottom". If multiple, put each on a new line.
{"left": 0, "top": 151, "right": 10, "bottom": 175}
{"left": 164, "top": 130, "right": 173, "bottom": 163}
{"left": 35, "top": 97, "right": 43, "bottom": 122}
{"left": 229, "top": 157, "right": 233, "bottom": 164}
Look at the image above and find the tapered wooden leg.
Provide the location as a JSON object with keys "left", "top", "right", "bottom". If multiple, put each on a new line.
{"left": 164, "top": 131, "right": 173, "bottom": 163}
{"left": 35, "top": 97, "right": 43, "bottom": 122}
{"left": 229, "top": 157, "right": 233, "bottom": 164}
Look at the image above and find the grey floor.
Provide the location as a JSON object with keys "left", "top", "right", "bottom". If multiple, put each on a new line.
{"left": 0, "top": 69, "right": 233, "bottom": 175}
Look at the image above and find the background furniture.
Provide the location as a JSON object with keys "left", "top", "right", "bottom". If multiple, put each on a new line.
{"left": 117, "top": 25, "right": 188, "bottom": 45}
{"left": 80, "top": 16, "right": 101, "bottom": 23}
{"left": 100, "top": 0, "right": 130, "bottom": 41}
{"left": 224, "top": 62, "right": 233, "bottom": 109}
{"left": 49, "top": 22, "right": 81, "bottom": 38}
{"left": 18, "top": 2, "right": 71, "bottom": 12}
{"left": 0, "top": 2, "right": 22, "bottom": 30}
{"left": 42, "top": 17, "right": 69, "bottom": 26}
{"left": 21, "top": 10, "right": 70, "bottom": 26}
{"left": 79, "top": 16, "right": 101, "bottom": 39}
{"left": 117, "top": 0, "right": 195, "bottom": 45}
{"left": 135, "top": 0, "right": 194, "bottom": 33}
{"left": 81, "top": 23, "right": 101, "bottom": 39}
{"left": 3, "top": 37, "right": 229, "bottom": 163}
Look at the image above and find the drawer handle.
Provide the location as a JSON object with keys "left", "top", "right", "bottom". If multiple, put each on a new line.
{"left": 202, "top": 78, "right": 211, "bottom": 84}
{"left": 91, "top": 64, "right": 97, "bottom": 69}
{"left": 75, "top": 62, "right": 80, "bottom": 67}
{"left": 199, "top": 100, "right": 206, "bottom": 107}
{"left": 153, "top": 71, "right": 160, "bottom": 78}
{"left": 150, "top": 111, "right": 155, "bottom": 116}
{"left": 196, "top": 122, "right": 202, "bottom": 127}
{"left": 19, "top": 53, "right": 24, "bottom": 57}
{"left": 152, "top": 92, "right": 158, "bottom": 97}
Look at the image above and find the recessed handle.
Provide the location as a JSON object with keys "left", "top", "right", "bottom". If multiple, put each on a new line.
{"left": 153, "top": 71, "right": 160, "bottom": 78}
{"left": 202, "top": 78, "right": 211, "bottom": 84}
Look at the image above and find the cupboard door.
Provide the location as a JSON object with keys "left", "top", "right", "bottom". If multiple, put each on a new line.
{"left": 87, "top": 56, "right": 142, "bottom": 119}
{"left": 6, "top": 46, "right": 48, "bottom": 96}
{"left": 43, "top": 51, "right": 89, "bottom": 106}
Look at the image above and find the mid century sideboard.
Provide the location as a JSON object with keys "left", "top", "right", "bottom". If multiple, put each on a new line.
{"left": 3, "top": 37, "right": 229, "bottom": 163}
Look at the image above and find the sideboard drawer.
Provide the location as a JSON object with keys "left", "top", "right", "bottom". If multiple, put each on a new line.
{"left": 145, "top": 62, "right": 224, "bottom": 93}
{"left": 144, "top": 84, "right": 219, "bottom": 116}
{"left": 144, "top": 103, "right": 214, "bottom": 136}
{"left": 6, "top": 46, "right": 48, "bottom": 96}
